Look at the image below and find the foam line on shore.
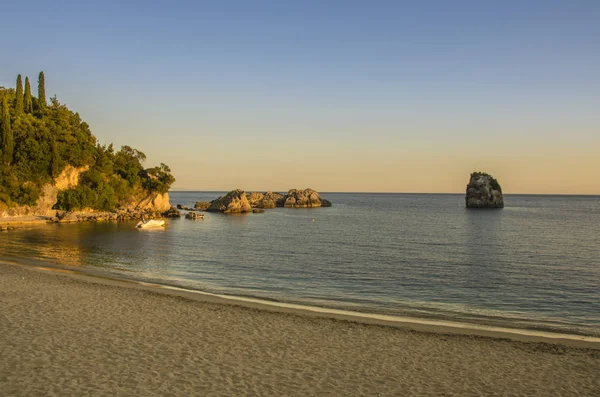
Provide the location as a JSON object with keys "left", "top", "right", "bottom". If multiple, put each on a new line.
{"left": 5, "top": 260, "right": 600, "bottom": 349}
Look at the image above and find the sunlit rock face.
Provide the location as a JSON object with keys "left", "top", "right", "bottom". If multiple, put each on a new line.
{"left": 136, "top": 192, "right": 171, "bottom": 213}
{"left": 465, "top": 172, "right": 504, "bottom": 208}
{"left": 206, "top": 189, "right": 252, "bottom": 213}
{"left": 246, "top": 192, "right": 286, "bottom": 209}
{"left": 284, "top": 189, "right": 331, "bottom": 208}
{"left": 260, "top": 192, "right": 287, "bottom": 208}
{"left": 1, "top": 165, "right": 89, "bottom": 218}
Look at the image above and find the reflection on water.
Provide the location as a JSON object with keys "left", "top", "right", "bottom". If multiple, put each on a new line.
{"left": 1, "top": 192, "right": 599, "bottom": 336}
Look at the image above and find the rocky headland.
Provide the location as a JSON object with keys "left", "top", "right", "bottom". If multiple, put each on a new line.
{"left": 1, "top": 72, "right": 176, "bottom": 227}
{"left": 465, "top": 172, "right": 504, "bottom": 208}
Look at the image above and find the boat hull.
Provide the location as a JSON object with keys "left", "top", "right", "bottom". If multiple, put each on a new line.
{"left": 136, "top": 220, "right": 166, "bottom": 229}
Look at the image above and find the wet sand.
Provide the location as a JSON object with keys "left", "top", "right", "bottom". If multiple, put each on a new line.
{"left": 1, "top": 262, "right": 599, "bottom": 396}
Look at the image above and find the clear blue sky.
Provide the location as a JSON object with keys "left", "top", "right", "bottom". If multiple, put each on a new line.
{"left": 2, "top": 1, "right": 599, "bottom": 193}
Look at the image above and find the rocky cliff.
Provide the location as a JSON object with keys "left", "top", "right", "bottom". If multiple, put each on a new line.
{"left": 1, "top": 165, "right": 172, "bottom": 220}
{"left": 465, "top": 172, "right": 504, "bottom": 208}
{"left": 135, "top": 192, "right": 171, "bottom": 213}
{"left": 0, "top": 165, "right": 89, "bottom": 218}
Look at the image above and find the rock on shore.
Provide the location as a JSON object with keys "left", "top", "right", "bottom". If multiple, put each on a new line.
{"left": 135, "top": 192, "right": 171, "bottom": 213}
{"left": 0, "top": 165, "right": 89, "bottom": 218}
{"left": 162, "top": 206, "right": 182, "bottom": 217}
{"left": 466, "top": 172, "right": 504, "bottom": 208}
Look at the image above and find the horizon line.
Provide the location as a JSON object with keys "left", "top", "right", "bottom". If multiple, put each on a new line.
{"left": 169, "top": 189, "right": 600, "bottom": 197}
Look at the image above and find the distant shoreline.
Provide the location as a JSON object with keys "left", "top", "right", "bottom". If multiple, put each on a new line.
{"left": 3, "top": 259, "right": 598, "bottom": 350}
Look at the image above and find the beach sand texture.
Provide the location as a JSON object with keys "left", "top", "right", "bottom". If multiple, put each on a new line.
{"left": 1, "top": 263, "right": 599, "bottom": 396}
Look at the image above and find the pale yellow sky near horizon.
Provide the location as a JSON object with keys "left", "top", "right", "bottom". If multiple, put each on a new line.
{"left": 77, "top": 80, "right": 600, "bottom": 196}
{"left": 161, "top": 133, "right": 600, "bottom": 195}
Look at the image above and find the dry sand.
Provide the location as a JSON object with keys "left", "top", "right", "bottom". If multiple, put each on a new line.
{"left": 1, "top": 262, "right": 599, "bottom": 396}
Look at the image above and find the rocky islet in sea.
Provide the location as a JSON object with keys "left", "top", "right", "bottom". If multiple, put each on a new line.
{"left": 465, "top": 172, "right": 504, "bottom": 208}
{"left": 204, "top": 188, "right": 332, "bottom": 213}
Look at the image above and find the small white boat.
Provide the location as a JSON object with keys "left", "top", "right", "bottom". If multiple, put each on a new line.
{"left": 136, "top": 219, "right": 165, "bottom": 229}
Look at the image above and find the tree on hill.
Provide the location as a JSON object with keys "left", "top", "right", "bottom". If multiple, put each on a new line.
{"left": 38, "top": 71, "right": 46, "bottom": 109}
{"left": 1, "top": 97, "right": 14, "bottom": 164}
{"left": 15, "top": 75, "right": 24, "bottom": 116}
{"left": 24, "top": 77, "right": 33, "bottom": 114}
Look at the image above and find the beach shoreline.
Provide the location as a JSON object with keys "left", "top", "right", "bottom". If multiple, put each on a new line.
{"left": 3, "top": 260, "right": 598, "bottom": 350}
{"left": 2, "top": 261, "right": 599, "bottom": 396}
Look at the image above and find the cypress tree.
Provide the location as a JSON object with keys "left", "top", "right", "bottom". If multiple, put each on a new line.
{"left": 1, "top": 97, "right": 13, "bottom": 164}
{"left": 0, "top": 96, "right": 3, "bottom": 158}
{"left": 38, "top": 71, "right": 46, "bottom": 109}
{"left": 15, "top": 74, "right": 24, "bottom": 116}
{"left": 24, "top": 76, "right": 33, "bottom": 114}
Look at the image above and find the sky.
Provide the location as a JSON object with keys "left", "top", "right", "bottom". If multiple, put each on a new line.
{"left": 1, "top": 0, "right": 599, "bottom": 194}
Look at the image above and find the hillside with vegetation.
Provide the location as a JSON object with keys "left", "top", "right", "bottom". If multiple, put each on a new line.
{"left": 0, "top": 72, "right": 174, "bottom": 213}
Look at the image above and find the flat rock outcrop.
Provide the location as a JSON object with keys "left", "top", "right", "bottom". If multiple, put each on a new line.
{"left": 185, "top": 212, "right": 204, "bottom": 220}
{"left": 162, "top": 206, "right": 181, "bottom": 217}
{"left": 206, "top": 190, "right": 252, "bottom": 213}
{"left": 194, "top": 201, "right": 211, "bottom": 211}
{"left": 466, "top": 172, "right": 504, "bottom": 208}
{"left": 284, "top": 189, "right": 331, "bottom": 208}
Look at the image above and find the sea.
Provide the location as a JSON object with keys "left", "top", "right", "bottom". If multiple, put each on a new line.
{"left": 1, "top": 192, "right": 599, "bottom": 337}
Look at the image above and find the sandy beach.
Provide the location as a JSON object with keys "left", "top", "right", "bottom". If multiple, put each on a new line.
{"left": 1, "top": 262, "right": 599, "bottom": 396}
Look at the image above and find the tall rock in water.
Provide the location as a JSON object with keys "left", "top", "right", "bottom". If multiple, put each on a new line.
{"left": 465, "top": 172, "right": 504, "bottom": 208}
{"left": 284, "top": 188, "right": 332, "bottom": 208}
{"left": 206, "top": 189, "right": 252, "bottom": 213}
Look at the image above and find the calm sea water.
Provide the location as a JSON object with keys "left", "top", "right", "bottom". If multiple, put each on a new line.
{"left": 2, "top": 192, "right": 599, "bottom": 336}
